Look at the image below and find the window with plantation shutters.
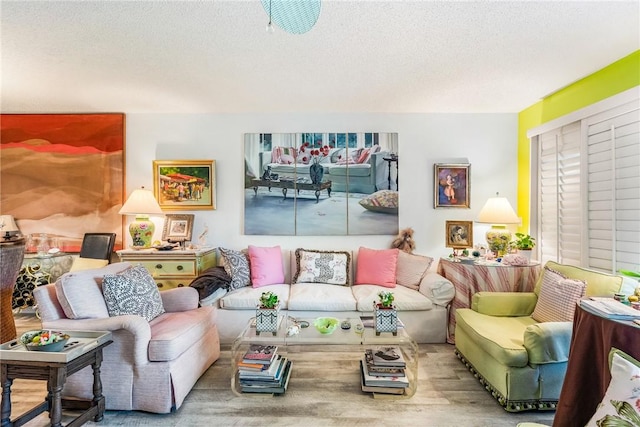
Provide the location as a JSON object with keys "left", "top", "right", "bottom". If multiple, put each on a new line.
{"left": 529, "top": 88, "right": 640, "bottom": 275}
{"left": 585, "top": 100, "right": 640, "bottom": 273}
{"left": 537, "top": 122, "right": 582, "bottom": 267}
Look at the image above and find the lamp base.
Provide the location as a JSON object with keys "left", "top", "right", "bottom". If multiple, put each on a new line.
{"left": 129, "top": 215, "right": 155, "bottom": 249}
{"left": 486, "top": 225, "right": 511, "bottom": 257}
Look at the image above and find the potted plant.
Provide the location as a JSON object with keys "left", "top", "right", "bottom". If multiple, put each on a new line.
{"left": 256, "top": 291, "right": 280, "bottom": 336}
{"left": 374, "top": 291, "right": 397, "bottom": 336}
{"left": 512, "top": 232, "right": 536, "bottom": 263}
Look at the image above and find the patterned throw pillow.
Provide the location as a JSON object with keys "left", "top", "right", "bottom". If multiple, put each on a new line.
{"left": 102, "top": 265, "right": 165, "bottom": 321}
{"left": 219, "top": 247, "right": 251, "bottom": 290}
{"left": 531, "top": 267, "right": 586, "bottom": 322}
{"left": 396, "top": 251, "right": 433, "bottom": 290}
{"left": 586, "top": 349, "right": 640, "bottom": 427}
{"left": 293, "top": 249, "right": 351, "bottom": 285}
{"left": 358, "top": 190, "right": 398, "bottom": 214}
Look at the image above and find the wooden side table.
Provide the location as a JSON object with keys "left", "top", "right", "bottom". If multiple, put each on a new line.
{"left": 117, "top": 247, "right": 216, "bottom": 290}
{"left": 0, "top": 332, "right": 112, "bottom": 427}
{"left": 437, "top": 258, "right": 542, "bottom": 343}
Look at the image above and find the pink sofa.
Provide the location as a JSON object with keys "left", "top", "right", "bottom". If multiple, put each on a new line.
{"left": 33, "top": 262, "right": 220, "bottom": 414}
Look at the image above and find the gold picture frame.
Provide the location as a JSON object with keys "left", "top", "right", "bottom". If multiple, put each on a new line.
{"left": 434, "top": 163, "right": 471, "bottom": 208}
{"left": 162, "top": 214, "right": 194, "bottom": 242}
{"left": 445, "top": 220, "right": 473, "bottom": 249}
{"left": 153, "top": 160, "right": 215, "bottom": 210}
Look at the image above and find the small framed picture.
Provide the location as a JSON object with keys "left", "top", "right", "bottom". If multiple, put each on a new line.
{"left": 153, "top": 160, "right": 215, "bottom": 210}
{"left": 162, "top": 214, "right": 194, "bottom": 242}
{"left": 434, "top": 163, "right": 470, "bottom": 208}
{"left": 445, "top": 220, "right": 473, "bottom": 249}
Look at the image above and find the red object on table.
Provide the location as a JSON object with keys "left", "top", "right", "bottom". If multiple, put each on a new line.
{"left": 553, "top": 303, "right": 640, "bottom": 427}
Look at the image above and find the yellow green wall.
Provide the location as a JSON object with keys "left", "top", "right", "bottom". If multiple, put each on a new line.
{"left": 517, "top": 50, "right": 640, "bottom": 232}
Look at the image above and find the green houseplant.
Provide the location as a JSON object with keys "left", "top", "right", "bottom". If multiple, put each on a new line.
{"left": 512, "top": 233, "right": 536, "bottom": 250}
{"left": 259, "top": 291, "right": 279, "bottom": 309}
{"left": 377, "top": 291, "right": 395, "bottom": 308}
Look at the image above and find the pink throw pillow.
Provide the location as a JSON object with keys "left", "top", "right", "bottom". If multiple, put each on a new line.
{"left": 248, "top": 245, "right": 285, "bottom": 287}
{"left": 355, "top": 247, "right": 398, "bottom": 287}
{"left": 279, "top": 154, "right": 295, "bottom": 164}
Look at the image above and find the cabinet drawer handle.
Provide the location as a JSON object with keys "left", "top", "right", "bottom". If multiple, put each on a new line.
{"left": 157, "top": 283, "right": 163, "bottom": 288}
{"left": 155, "top": 264, "right": 163, "bottom": 269}
{"left": 177, "top": 265, "right": 183, "bottom": 271}
{"left": 177, "top": 283, "right": 184, "bottom": 287}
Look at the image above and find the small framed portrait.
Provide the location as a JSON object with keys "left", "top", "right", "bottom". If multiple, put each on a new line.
{"left": 445, "top": 220, "right": 473, "bottom": 249}
{"left": 162, "top": 214, "right": 194, "bottom": 242}
{"left": 434, "top": 163, "right": 470, "bottom": 208}
{"left": 153, "top": 160, "right": 215, "bottom": 210}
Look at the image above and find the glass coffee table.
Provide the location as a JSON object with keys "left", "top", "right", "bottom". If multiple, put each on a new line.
{"left": 231, "top": 315, "right": 418, "bottom": 398}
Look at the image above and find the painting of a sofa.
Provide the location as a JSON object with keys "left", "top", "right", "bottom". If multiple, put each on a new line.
{"left": 244, "top": 133, "right": 399, "bottom": 236}
{"left": 249, "top": 133, "right": 397, "bottom": 194}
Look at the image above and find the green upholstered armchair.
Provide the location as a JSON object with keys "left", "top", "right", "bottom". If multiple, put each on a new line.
{"left": 454, "top": 261, "right": 623, "bottom": 412}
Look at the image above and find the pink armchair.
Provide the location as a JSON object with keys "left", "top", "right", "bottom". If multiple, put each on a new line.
{"left": 33, "top": 262, "right": 220, "bottom": 414}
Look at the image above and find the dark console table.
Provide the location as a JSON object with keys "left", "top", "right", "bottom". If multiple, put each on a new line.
{"left": 553, "top": 302, "right": 640, "bottom": 427}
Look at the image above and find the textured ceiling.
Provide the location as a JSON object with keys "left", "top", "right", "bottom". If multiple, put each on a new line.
{"left": 1, "top": 0, "right": 639, "bottom": 114}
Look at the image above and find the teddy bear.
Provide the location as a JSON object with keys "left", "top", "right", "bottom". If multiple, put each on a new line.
{"left": 391, "top": 227, "right": 416, "bottom": 254}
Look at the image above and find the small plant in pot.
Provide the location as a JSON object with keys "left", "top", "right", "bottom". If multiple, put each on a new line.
{"left": 377, "top": 291, "right": 395, "bottom": 308}
{"left": 374, "top": 291, "right": 397, "bottom": 336}
{"left": 256, "top": 291, "right": 280, "bottom": 335}
{"left": 513, "top": 233, "right": 536, "bottom": 250}
{"left": 259, "top": 291, "right": 279, "bottom": 309}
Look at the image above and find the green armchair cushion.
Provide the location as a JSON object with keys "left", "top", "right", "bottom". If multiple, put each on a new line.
{"left": 471, "top": 292, "right": 538, "bottom": 316}
{"left": 456, "top": 308, "right": 538, "bottom": 367}
{"left": 523, "top": 322, "right": 573, "bottom": 364}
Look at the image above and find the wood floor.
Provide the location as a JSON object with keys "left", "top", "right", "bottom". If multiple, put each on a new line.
{"left": 6, "top": 312, "right": 555, "bottom": 426}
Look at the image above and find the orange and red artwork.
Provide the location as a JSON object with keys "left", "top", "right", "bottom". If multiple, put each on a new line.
{"left": 0, "top": 114, "right": 125, "bottom": 252}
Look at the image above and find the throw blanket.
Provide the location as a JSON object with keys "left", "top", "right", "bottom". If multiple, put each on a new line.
{"left": 189, "top": 267, "right": 231, "bottom": 300}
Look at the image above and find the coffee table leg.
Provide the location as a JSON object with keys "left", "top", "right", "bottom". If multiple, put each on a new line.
{"left": 282, "top": 188, "right": 288, "bottom": 200}
{"left": 1, "top": 366, "right": 12, "bottom": 427}
{"left": 48, "top": 368, "right": 65, "bottom": 427}
{"left": 315, "top": 190, "right": 320, "bottom": 203}
{"left": 92, "top": 351, "right": 105, "bottom": 422}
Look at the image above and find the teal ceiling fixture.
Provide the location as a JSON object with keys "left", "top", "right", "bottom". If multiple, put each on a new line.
{"left": 261, "top": 0, "right": 321, "bottom": 34}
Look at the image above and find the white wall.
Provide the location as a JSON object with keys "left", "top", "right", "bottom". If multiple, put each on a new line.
{"left": 125, "top": 113, "right": 518, "bottom": 260}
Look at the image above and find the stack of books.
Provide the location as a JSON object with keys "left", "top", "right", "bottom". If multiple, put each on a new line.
{"left": 360, "top": 345, "right": 409, "bottom": 395}
{"left": 237, "top": 344, "right": 292, "bottom": 394}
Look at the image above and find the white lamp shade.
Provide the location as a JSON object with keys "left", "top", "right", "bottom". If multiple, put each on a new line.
{"left": 0, "top": 215, "right": 19, "bottom": 233}
{"left": 119, "top": 188, "right": 163, "bottom": 216}
{"left": 477, "top": 196, "right": 520, "bottom": 224}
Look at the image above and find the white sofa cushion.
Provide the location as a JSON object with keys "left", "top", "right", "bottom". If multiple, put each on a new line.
{"left": 55, "top": 262, "right": 131, "bottom": 319}
{"left": 288, "top": 283, "right": 357, "bottom": 311}
{"left": 148, "top": 306, "right": 215, "bottom": 362}
{"left": 352, "top": 284, "right": 434, "bottom": 312}
{"left": 219, "top": 284, "right": 290, "bottom": 309}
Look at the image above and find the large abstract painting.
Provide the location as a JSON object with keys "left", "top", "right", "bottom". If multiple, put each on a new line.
{"left": 0, "top": 114, "right": 125, "bottom": 251}
{"left": 244, "top": 132, "right": 399, "bottom": 236}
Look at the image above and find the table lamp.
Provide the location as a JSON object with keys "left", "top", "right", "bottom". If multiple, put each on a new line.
{"left": 119, "top": 187, "right": 163, "bottom": 249}
{"left": 0, "top": 215, "right": 21, "bottom": 241}
{"left": 477, "top": 193, "right": 520, "bottom": 257}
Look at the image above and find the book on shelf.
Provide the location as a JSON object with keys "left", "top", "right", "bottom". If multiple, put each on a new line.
{"left": 360, "top": 359, "right": 409, "bottom": 389}
{"left": 366, "top": 346, "right": 406, "bottom": 368}
{"left": 360, "top": 316, "right": 404, "bottom": 329}
{"left": 240, "top": 359, "right": 293, "bottom": 394}
{"left": 581, "top": 298, "right": 640, "bottom": 320}
{"left": 242, "top": 344, "right": 278, "bottom": 364}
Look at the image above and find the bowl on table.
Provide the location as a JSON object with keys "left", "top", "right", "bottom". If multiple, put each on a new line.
{"left": 313, "top": 317, "right": 339, "bottom": 335}
{"left": 20, "top": 330, "right": 70, "bottom": 352}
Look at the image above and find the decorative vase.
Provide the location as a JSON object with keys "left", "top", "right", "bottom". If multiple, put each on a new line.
{"left": 374, "top": 302, "right": 398, "bottom": 336}
{"left": 485, "top": 226, "right": 511, "bottom": 257}
{"left": 255, "top": 305, "right": 280, "bottom": 336}
{"left": 309, "top": 162, "right": 324, "bottom": 184}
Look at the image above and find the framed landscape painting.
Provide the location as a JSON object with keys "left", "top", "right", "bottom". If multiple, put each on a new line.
{"left": 0, "top": 113, "right": 125, "bottom": 251}
{"left": 153, "top": 160, "right": 215, "bottom": 210}
{"left": 434, "top": 163, "right": 470, "bottom": 208}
